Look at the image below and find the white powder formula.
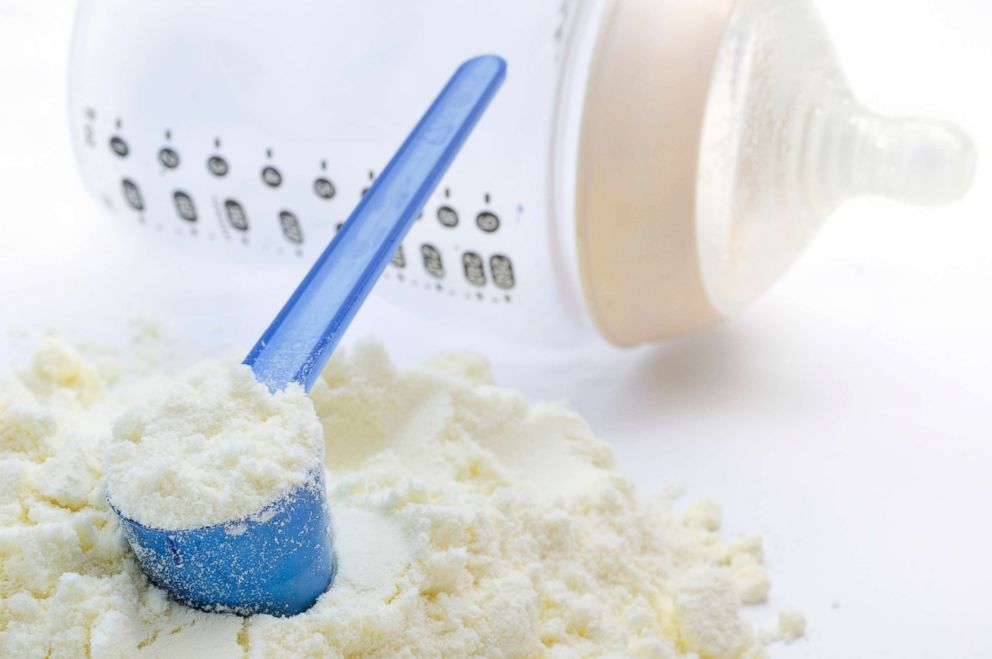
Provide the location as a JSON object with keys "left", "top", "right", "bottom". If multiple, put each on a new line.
{"left": 103, "top": 362, "right": 323, "bottom": 529}
{"left": 0, "top": 338, "right": 803, "bottom": 658}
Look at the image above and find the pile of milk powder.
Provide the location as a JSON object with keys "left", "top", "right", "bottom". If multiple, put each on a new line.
{"left": 0, "top": 336, "right": 803, "bottom": 658}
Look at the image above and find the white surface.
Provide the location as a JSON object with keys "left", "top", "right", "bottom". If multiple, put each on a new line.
{"left": 1, "top": 1, "right": 990, "bottom": 656}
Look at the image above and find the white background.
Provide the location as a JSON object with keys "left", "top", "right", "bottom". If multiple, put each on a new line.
{"left": 1, "top": 1, "right": 990, "bottom": 657}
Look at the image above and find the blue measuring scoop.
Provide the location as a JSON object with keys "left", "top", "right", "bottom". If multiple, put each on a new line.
{"left": 112, "top": 55, "right": 506, "bottom": 617}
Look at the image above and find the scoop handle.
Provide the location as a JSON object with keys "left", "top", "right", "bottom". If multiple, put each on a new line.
{"left": 245, "top": 56, "right": 506, "bottom": 392}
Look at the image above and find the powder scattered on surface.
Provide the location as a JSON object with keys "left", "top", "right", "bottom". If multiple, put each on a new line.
{"left": 777, "top": 609, "right": 807, "bottom": 642}
{"left": 757, "top": 608, "right": 807, "bottom": 646}
{"left": 0, "top": 338, "right": 802, "bottom": 658}
{"left": 102, "top": 362, "right": 322, "bottom": 529}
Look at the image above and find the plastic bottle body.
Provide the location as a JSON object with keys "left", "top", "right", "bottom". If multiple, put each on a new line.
{"left": 67, "top": 0, "right": 975, "bottom": 349}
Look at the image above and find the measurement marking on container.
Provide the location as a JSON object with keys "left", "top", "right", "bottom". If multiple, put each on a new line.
{"left": 121, "top": 178, "right": 143, "bottom": 210}
{"left": 159, "top": 147, "right": 180, "bottom": 169}
{"left": 278, "top": 210, "right": 303, "bottom": 244}
{"left": 437, "top": 206, "right": 459, "bottom": 228}
{"left": 314, "top": 178, "right": 336, "bottom": 200}
{"left": 224, "top": 199, "right": 248, "bottom": 231}
{"left": 391, "top": 245, "right": 406, "bottom": 268}
{"left": 490, "top": 254, "right": 515, "bottom": 289}
{"left": 462, "top": 252, "right": 486, "bottom": 286}
{"left": 421, "top": 244, "right": 444, "bottom": 279}
{"left": 109, "top": 136, "right": 129, "bottom": 158}
{"left": 173, "top": 191, "right": 196, "bottom": 222}
{"left": 476, "top": 211, "right": 500, "bottom": 233}
{"left": 208, "top": 155, "right": 229, "bottom": 177}
{"left": 261, "top": 166, "right": 282, "bottom": 188}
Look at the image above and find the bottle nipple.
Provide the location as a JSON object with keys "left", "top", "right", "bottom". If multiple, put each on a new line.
{"left": 809, "top": 99, "right": 977, "bottom": 212}
{"left": 693, "top": 0, "right": 979, "bottom": 322}
{"left": 574, "top": 0, "right": 979, "bottom": 344}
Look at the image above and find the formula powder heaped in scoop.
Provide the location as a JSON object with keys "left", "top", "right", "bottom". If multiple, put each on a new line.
{"left": 103, "top": 361, "right": 323, "bottom": 530}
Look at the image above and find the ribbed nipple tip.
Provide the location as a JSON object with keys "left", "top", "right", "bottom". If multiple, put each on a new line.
{"left": 871, "top": 117, "right": 977, "bottom": 206}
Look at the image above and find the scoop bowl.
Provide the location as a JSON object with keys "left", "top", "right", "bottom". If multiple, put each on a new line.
{"left": 112, "top": 469, "right": 333, "bottom": 617}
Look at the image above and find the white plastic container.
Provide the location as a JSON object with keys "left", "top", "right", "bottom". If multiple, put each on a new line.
{"left": 68, "top": 0, "right": 976, "bottom": 347}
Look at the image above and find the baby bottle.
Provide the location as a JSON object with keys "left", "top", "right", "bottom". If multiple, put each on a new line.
{"left": 68, "top": 0, "right": 975, "bottom": 347}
